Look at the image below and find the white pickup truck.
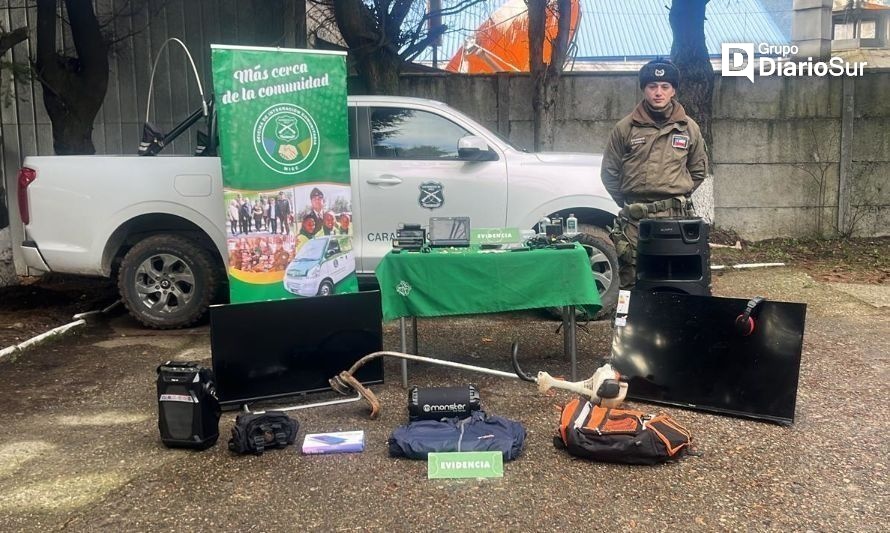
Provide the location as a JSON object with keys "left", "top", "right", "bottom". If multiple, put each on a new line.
{"left": 8, "top": 95, "right": 619, "bottom": 328}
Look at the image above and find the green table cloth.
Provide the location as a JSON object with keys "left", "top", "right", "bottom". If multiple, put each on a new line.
{"left": 375, "top": 245, "right": 601, "bottom": 322}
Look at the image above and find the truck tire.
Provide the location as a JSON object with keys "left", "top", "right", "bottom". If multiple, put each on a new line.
{"left": 118, "top": 234, "right": 217, "bottom": 329}
{"left": 547, "top": 224, "right": 619, "bottom": 321}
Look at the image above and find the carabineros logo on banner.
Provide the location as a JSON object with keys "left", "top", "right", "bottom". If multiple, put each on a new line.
{"left": 212, "top": 45, "right": 355, "bottom": 303}
{"left": 254, "top": 103, "right": 320, "bottom": 175}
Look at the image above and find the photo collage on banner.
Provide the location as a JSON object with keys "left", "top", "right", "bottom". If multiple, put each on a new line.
{"left": 211, "top": 45, "right": 356, "bottom": 303}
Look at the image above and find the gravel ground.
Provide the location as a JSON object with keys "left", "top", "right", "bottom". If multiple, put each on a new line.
{"left": 0, "top": 268, "right": 887, "bottom": 532}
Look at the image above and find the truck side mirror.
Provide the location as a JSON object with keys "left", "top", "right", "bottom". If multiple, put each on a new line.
{"left": 458, "top": 136, "right": 498, "bottom": 161}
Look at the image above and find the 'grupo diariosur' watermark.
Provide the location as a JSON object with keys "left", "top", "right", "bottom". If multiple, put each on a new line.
{"left": 722, "top": 43, "right": 867, "bottom": 83}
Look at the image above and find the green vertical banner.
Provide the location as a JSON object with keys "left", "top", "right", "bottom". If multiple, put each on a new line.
{"left": 211, "top": 45, "right": 357, "bottom": 303}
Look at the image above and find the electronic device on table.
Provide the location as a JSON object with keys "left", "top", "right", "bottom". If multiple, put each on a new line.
{"left": 393, "top": 223, "right": 426, "bottom": 252}
{"left": 429, "top": 216, "right": 470, "bottom": 248}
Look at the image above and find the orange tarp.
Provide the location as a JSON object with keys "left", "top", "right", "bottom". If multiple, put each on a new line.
{"left": 446, "top": 0, "right": 581, "bottom": 73}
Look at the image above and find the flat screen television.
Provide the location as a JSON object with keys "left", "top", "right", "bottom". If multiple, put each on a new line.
{"left": 609, "top": 291, "right": 806, "bottom": 425}
{"left": 210, "top": 291, "right": 384, "bottom": 406}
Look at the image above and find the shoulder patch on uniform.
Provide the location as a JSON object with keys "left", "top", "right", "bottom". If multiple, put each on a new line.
{"left": 671, "top": 134, "right": 689, "bottom": 149}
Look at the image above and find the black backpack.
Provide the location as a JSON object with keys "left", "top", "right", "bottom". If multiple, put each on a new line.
{"left": 228, "top": 411, "right": 299, "bottom": 455}
{"left": 554, "top": 398, "right": 693, "bottom": 465}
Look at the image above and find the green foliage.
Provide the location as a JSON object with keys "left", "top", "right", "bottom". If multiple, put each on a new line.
{"left": 331, "top": 196, "right": 351, "bottom": 213}
{"left": 0, "top": 60, "right": 30, "bottom": 108}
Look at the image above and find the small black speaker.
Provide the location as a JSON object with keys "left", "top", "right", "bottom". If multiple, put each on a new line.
{"left": 408, "top": 385, "right": 481, "bottom": 421}
{"left": 157, "top": 361, "right": 221, "bottom": 450}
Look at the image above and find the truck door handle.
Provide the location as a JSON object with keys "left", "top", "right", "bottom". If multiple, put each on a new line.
{"left": 366, "top": 175, "right": 402, "bottom": 186}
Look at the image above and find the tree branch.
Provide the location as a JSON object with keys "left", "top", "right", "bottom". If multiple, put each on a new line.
{"left": 548, "top": 0, "right": 572, "bottom": 73}
{"left": 436, "top": 0, "right": 487, "bottom": 18}
{"left": 0, "top": 26, "right": 28, "bottom": 56}
{"left": 389, "top": 0, "right": 415, "bottom": 34}
{"left": 528, "top": 0, "right": 545, "bottom": 74}
{"left": 98, "top": 0, "right": 173, "bottom": 47}
{"left": 402, "top": 24, "right": 447, "bottom": 61}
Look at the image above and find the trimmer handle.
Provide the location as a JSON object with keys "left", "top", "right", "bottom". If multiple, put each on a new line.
{"left": 596, "top": 379, "right": 623, "bottom": 399}
{"left": 511, "top": 343, "right": 536, "bottom": 383}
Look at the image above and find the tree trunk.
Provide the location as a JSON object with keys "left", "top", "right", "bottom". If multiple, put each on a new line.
{"left": 529, "top": 0, "right": 545, "bottom": 151}
{"left": 41, "top": 98, "right": 99, "bottom": 154}
{"left": 669, "top": 0, "right": 714, "bottom": 157}
{"left": 295, "top": 0, "right": 307, "bottom": 48}
{"left": 529, "top": 0, "right": 572, "bottom": 151}
{"left": 35, "top": 0, "right": 109, "bottom": 155}
{"left": 332, "top": 0, "right": 402, "bottom": 94}
{"left": 361, "top": 50, "right": 402, "bottom": 95}
{"left": 0, "top": 26, "right": 28, "bottom": 230}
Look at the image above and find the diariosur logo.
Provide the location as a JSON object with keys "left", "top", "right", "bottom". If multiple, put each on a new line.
{"left": 721, "top": 43, "right": 867, "bottom": 83}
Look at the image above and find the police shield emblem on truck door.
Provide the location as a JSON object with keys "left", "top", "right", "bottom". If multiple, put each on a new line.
{"left": 419, "top": 181, "right": 444, "bottom": 209}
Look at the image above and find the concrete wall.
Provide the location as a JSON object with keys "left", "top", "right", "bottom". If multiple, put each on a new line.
{"left": 711, "top": 75, "right": 843, "bottom": 238}
{"left": 397, "top": 71, "right": 889, "bottom": 240}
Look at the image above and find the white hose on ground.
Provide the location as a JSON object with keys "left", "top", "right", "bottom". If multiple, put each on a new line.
{"left": 711, "top": 262, "right": 786, "bottom": 271}
{"left": 0, "top": 319, "right": 86, "bottom": 359}
{"left": 73, "top": 300, "right": 121, "bottom": 320}
{"left": 0, "top": 300, "right": 118, "bottom": 359}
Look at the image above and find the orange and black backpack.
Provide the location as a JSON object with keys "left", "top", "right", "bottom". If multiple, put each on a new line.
{"left": 555, "top": 397, "right": 694, "bottom": 465}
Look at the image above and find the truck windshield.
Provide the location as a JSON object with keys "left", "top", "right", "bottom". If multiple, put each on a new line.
{"left": 295, "top": 239, "right": 327, "bottom": 261}
{"left": 440, "top": 102, "right": 528, "bottom": 153}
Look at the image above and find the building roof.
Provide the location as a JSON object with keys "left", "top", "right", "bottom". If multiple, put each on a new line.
{"left": 574, "top": 0, "right": 788, "bottom": 59}
{"left": 416, "top": 0, "right": 790, "bottom": 65}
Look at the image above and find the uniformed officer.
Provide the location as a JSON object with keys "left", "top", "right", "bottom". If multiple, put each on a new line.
{"left": 601, "top": 58, "right": 708, "bottom": 289}
{"left": 308, "top": 188, "right": 325, "bottom": 235}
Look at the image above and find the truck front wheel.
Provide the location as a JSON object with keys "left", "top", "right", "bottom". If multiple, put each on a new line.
{"left": 118, "top": 234, "right": 217, "bottom": 329}
{"left": 574, "top": 225, "right": 619, "bottom": 319}
{"left": 548, "top": 225, "right": 619, "bottom": 321}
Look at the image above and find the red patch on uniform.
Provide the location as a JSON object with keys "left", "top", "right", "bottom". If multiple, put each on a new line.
{"left": 672, "top": 135, "right": 689, "bottom": 149}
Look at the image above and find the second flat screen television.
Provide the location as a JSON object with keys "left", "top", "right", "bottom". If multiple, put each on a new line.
{"left": 210, "top": 291, "right": 384, "bottom": 406}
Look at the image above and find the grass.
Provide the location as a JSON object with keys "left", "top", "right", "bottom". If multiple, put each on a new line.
{"left": 710, "top": 236, "right": 889, "bottom": 284}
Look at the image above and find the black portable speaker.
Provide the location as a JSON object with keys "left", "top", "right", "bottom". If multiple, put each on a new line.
{"left": 408, "top": 385, "right": 481, "bottom": 421}
{"left": 156, "top": 361, "right": 221, "bottom": 450}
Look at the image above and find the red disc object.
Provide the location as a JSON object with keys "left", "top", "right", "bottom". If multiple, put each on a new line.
{"left": 735, "top": 315, "right": 755, "bottom": 336}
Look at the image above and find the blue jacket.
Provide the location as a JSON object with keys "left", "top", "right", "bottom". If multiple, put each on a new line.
{"left": 388, "top": 411, "right": 526, "bottom": 461}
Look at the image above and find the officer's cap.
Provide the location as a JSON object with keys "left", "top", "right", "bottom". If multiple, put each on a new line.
{"left": 639, "top": 58, "right": 680, "bottom": 90}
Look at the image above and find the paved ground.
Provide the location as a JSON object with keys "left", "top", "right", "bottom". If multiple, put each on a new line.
{"left": 828, "top": 282, "right": 890, "bottom": 308}
{"left": 0, "top": 268, "right": 887, "bottom": 532}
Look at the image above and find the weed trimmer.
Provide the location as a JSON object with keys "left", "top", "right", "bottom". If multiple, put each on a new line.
{"left": 329, "top": 343, "right": 627, "bottom": 419}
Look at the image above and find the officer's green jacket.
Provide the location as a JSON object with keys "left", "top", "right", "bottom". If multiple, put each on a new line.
{"left": 600, "top": 99, "right": 708, "bottom": 206}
